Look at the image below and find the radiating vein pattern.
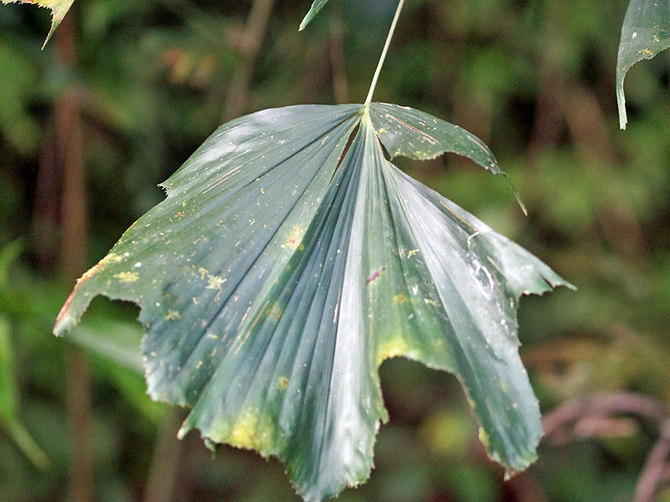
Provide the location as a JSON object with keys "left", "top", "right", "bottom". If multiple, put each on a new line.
{"left": 54, "top": 102, "right": 572, "bottom": 501}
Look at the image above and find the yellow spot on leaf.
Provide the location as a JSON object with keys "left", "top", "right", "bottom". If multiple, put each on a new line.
{"left": 114, "top": 271, "right": 139, "bottom": 283}
{"left": 407, "top": 249, "right": 420, "bottom": 259}
{"left": 76, "top": 252, "right": 124, "bottom": 284}
{"left": 164, "top": 310, "right": 181, "bottom": 320}
{"left": 478, "top": 427, "right": 490, "bottom": 449}
{"left": 284, "top": 225, "right": 306, "bottom": 250}
{"left": 393, "top": 294, "right": 408, "bottom": 304}
{"left": 377, "top": 338, "right": 410, "bottom": 365}
{"left": 101, "top": 253, "right": 124, "bottom": 264}
{"left": 278, "top": 376, "right": 289, "bottom": 390}
{"left": 228, "top": 408, "right": 276, "bottom": 454}
{"left": 265, "top": 305, "right": 283, "bottom": 321}
{"left": 206, "top": 274, "right": 227, "bottom": 290}
{"left": 198, "top": 267, "right": 208, "bottom": 279}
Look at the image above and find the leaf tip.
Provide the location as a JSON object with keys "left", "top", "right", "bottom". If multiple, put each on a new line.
{"left": 499, "top": 172, "right": 527, "bottom": 215}
{"left": 41, "top": 26, "right": 56, "bottom": 50}
{"left": 618, "top": 110, "right": 628, "bottom": 130}
{"left": 299, "top": 0, "right": 328, "bottom": 32}
{"left": 617, "top": 78, "right": 628, "bottom": 129}
{"left": 53, "top": 291, "right": 77, "bottom": 336}
{"left": 176, "top": 423, "right": 191, "bottom": 441}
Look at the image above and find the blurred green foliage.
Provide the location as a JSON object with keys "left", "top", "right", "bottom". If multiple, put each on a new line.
{"left": 1, "top": 0, "right": 669, "bottom": 500}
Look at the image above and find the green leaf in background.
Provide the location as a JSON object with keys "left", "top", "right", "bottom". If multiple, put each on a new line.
{"left": 0, "top": 317, "right": 50, "bottom": 470}
{"left": 1, "top": 0, "right": 75, "bottom": 47}
{"left": 617, "top": 0, "right": 670, "bottom": 129}
{"left": 68, "top": 319, "right": 144, "bottom": 373}
{"left": 0, "top": 242, "right": 50, "bottom": 470}
{"left": 53, "top": 102, "right": 572, "bottom": 501}
{"left": 299, "top": 0, "right": 330, "bottom": 31}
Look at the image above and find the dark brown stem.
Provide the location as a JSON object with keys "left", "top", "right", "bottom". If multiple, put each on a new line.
{"left": 65, "top": 348, "right": 93, "bottom": 502}
{"left": 144, "top": 409, "right": 187, "bottom": 502}
{"left": 58, "top": 88, "right": 87, "bottom": 282}
{"left": 51, "top": 12, "right": 94, "bottom": 502}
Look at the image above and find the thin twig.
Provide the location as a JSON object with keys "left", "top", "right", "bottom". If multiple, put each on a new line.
{"left": 543, "top": 394, "right": 670, "bottom": 502}
{"left": 364, "top": 0, "right": 405, "bottom": 105}
{"left": 635, "top": 428, "right": 670, "bottom": 502}
{"left": 543, "top": 392, "right": 667, "bottom": 440}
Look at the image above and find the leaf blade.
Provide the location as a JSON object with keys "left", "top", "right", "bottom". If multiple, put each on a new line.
{"left": 0, "top": 317, "right": 50, "bottom": 470}
{"left": 617, "top": 0, "right": 670, "bottom": 129}
{"left": 54, "top": 102, "right": 571, "bottom": 500}
{"left": 368, "top": 102, "right": 501, "bottom": 173}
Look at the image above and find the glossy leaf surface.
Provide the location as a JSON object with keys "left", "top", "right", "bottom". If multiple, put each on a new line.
{"left": 617, "top": 0, "right": 670, "bottom": 129}
{"left": 1, "top": 0, "right": 75, "bottom": 46}
{"left": 54, "top": 102, "right": 571, "bottom": 501}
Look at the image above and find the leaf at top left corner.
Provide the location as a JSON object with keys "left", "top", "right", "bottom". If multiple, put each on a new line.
{"left": 1, "top": 0, "right": 75, "bottom": 47}
{"left": 299, "top": 0, "right": 330, "bottom": 30}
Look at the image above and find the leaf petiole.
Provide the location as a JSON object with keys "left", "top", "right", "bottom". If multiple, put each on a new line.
{"left": 364, "top": 0, "right": 405, "bottom": 106}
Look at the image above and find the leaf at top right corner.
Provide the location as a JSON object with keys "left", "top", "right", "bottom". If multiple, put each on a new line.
{"left": 616, "top": 0, "right": 670, "bottom": 129}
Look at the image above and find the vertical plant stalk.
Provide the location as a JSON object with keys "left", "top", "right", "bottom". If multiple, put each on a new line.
{"left": 52, "top": 12, "right": 93, "bottom": 502}
{"left": 329, "top": 7, "right": 349, "bottom": 104}
{"left": 222, "top": 0, "right": 275, "bottom": 121}
{"left": 143, "top": 409, "right": 186, "bottom": 502}
{"left": 364, "top": 0, "right": 405, "bottom": 105}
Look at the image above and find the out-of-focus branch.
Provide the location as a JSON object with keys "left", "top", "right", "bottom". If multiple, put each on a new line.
{"left": 329, "top": 8, "right": 349, "bottom": 104}
{"left": 542, "top": 393, "right": 670, "bottom": 502}
{"left": 222, "top": 0, "right": 275, "bottom": 121}
{"left": 144, "top": 409, "right": 187, "bottom": 502}
{"left": 543, "top": 392, "right": 666, "bottom": 440}
{"left": 50, "top": 11, "right": 94, "bottom": 502}
{"left": 635, "top": 426, "right": 670, "bottom": 502}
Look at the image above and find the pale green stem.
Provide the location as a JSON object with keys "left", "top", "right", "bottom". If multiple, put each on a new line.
{"left": 364, "top": 0, "right": 405, "bottom": 105}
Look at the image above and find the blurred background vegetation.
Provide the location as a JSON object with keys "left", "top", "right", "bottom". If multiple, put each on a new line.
{"left": 1, "top": 0, "right": 669, "bottom": 500}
